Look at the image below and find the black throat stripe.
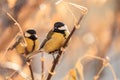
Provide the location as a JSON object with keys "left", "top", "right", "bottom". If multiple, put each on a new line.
{"left": 32, "top": 40, "right": 35, "bottom": 52}
{"left": 53, "top": 29, "right": 66, "bottom": 37}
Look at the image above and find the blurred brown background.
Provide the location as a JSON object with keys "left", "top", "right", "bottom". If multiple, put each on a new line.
{"left": 0, "top": 0, "right": 120, "bottom": 80}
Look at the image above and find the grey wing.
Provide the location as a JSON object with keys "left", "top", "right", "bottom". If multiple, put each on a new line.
{"left": 40, "top": 30, "right": 54, "bottom": 49}
{"left": 8, "top": 36, "right": 23, "bottom": 50}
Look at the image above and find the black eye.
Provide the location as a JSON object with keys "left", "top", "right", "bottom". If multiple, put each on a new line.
{"left": 26, "top": 29, "right": 36, "bottom": 34}
{"left": 54, "top": 22, "right": 64, "bottom": 28}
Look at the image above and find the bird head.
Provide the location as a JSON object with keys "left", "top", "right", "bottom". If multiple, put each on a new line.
{"left": 54, "top": 22, "right": 68, "bottom": 31}
{"left": 24, "top": 29, "right": 37, "bottom": 40}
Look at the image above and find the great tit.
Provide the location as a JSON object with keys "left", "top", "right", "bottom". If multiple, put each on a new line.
{"left": 10, "top": 29, "right": 40, "bottom": 55}
{"left": 40, "top": 22, "right": 70, "bottom": 54}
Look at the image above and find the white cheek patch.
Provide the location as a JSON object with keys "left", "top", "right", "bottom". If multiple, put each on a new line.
{"left": 35, "top": 34, "right": 38, "bottom": 38}
{"left": 24, "top": 32, "right": 31, "bottom": 37}
{"left": 64, "top": 25, "right": 69, "bottom": 31}
{"left": 58, "top": 26, "right": 66, "bottom": 30}
{"left": 58, "top": 25, "right": 69, "bottom": 31}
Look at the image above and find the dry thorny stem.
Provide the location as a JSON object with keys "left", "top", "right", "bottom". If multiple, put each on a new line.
{"left": 0, "top": 10, "right": 27, "bottom": 61}
{"left": 41, "top": 52, "right": 45, "bottom": 80}
{"left": 6, "top": 12, "right": 27, "bottom": 46}
{"left": 1, "top": 11, "right": 34, "bottom": 80}
{"left": 27, "top": 60, "right": 34, "bottom": 80}
{"left": 79, "top": 55, "right": 117, "bottom": 80}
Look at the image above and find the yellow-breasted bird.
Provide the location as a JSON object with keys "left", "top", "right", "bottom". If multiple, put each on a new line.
{"left": 40, "top": 22, "right": 70, "bottom": 54}
{"left": 9, "top": 29, "right": 40, "bottom": 55}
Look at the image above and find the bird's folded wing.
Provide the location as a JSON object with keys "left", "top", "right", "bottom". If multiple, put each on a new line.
{"left": 40, "top": 30, "right": 54, "bottom": 49}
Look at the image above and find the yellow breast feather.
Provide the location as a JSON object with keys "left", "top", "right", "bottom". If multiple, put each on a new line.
{"left": 43, "top": 32, "right": 66, "bottom": 53}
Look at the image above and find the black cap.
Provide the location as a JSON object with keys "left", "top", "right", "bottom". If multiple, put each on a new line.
{"left": 54, "top": 22, "right": 64, "bottom": 28}
{"left": 26, "top": 29, "right": 36, "bottom": 34}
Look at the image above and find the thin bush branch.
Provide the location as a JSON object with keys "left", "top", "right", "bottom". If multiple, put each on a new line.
{"left": 4, "top": 61, "right": 31, "bottom": 80}
{"left": 107, "top": 63, "right": 118, "bottom": 80}
{"left": 75, "top": 60, "right": 84, "bottom": 80}
{"left": 0, "top": 34, "right": 18, "bottom": 61}
{"left": 26, "top": 50, "right": 42, "bottom": 60}
{"left": 95, "top": 16, "right": 119, "bottom": 80}
{"left": 55, "top": 0, "right": 88, "bottom": 29}
{"left": 6, "top": 70, "right": 18, "bottom": 80}
{"left": 27, "top": 61, "right": 34, "bottom": 80}
{"left": 7, "top": 65, "right": 31, "bottom": 80}
{"left": 6, "top": 12, "right": 34, "bottom": 80}
{"left": 79, "top": 55, "right": 117, "bottom": 80}
{"left": 6, "top": 12, "right": 27, "bottom": 46}
{"left": 61, "top": 1, "right": 78, "bottom": 24}
{"left": 68, "top": 2, "right": 88, "bottom": 14}
{"left": 0, "top": 10, "right": 27, "bottom": 61}
{"left": 40, "top": 52, "right": 45, "bottom": 80}
{"left": 9, "top": 58, "right": 34, "bottom": 79}
{"left": 2, "top": 11, "right": 34, "bottom": 80}
{"left": 94, "top": 65, "right": 105, "bottom": 80}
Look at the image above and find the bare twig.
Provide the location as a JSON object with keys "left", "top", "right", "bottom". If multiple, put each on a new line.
{"left": 6, "top": 12, "right": 27, "bottom": 46}
{"left": 2, "top": 11, "right": 34, "bottom": 80}
{"left": 107, "top": 63, "right": 118, "bottom": 80}
{"left": 55, "top": 0, "right": 88, "bottom": 29}
{"left": 0, "top": 10, "right": 27, "bottom": 61}
{"left": 8, "top": 55, "right": 34, "bottom": 80}
{"left": 26, "top": 50, "right": 42, "bottom": 59}
{"left": 94, "top": 65, "right": 105, "bottom": 80}
{"left": 68, "top": 2, "right": 88, "bottom": 14}
{"left": 55, "top": 0, "right": 88, "bottom": 15}
{"left": 0, "top": 34, "right": 18, "bottom": 61}
{"left": 27, "top": 61, "right": 34, "bottom": 80}
{"left": 94, "top": 14, "right": 119, "bottom": 80}
{"left": 46, "top": 15, "right": 84, "bottom": 80}
{"left": 78, "top": 55, "right": 117, "bottom": 80}
{"left": 41, "top": 52, "right": 45, "bottom": 80}
{"left": 61, "top": 1, "right": 78, "bottom": 24}
{"left": 4, "top": 61, "right": 31, "bottom": 80}
{"left": 7, "top": 12, "right": 34, "bottom": 80}
{"left": 6, "top": 70, "right": 18, "bottom": 80}
{"left": 75, "top": 60, "right": 84, "bottom": 80}
{"left": 6, "top": 65, "right": 31, "bottom": 80}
